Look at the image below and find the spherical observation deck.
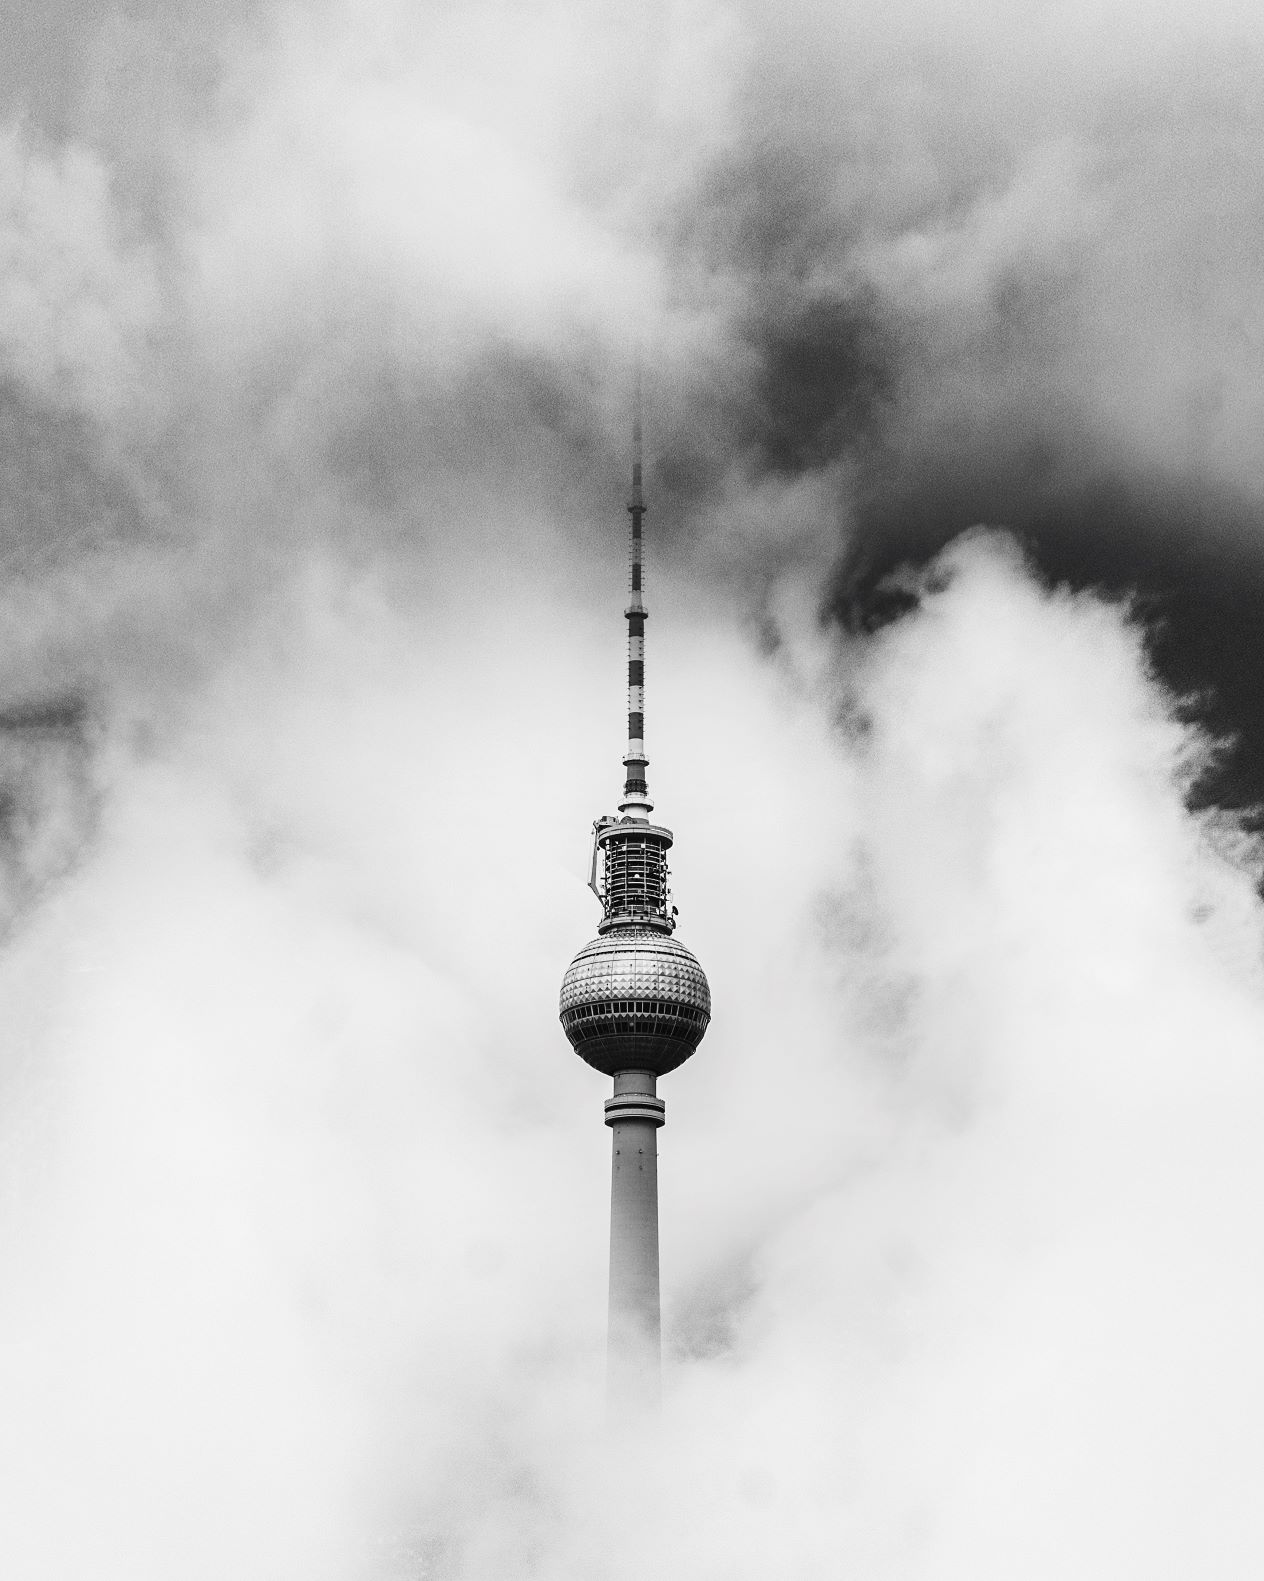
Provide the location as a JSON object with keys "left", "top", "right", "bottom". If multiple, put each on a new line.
{"left": 559, "top": 929, "right": 711, "bottom": 1077}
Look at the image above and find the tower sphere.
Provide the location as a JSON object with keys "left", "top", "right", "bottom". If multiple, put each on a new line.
{"left": 560, "top": 930, "right": 711, "bottom": 1077}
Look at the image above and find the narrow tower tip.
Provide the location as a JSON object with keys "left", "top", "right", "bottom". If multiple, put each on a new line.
{"left": 630, "top": 360, "right": 644, "bottom": 509}
{"left": 622, "top": 366, "right": 650, "bottom": 820}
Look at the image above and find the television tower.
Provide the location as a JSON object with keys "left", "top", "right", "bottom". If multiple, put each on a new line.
{"left": 559, "top": 384, "right": 711, "bottom": 1410}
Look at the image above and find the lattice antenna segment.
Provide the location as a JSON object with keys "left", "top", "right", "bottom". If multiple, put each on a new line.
{"left": 620, "top": 362, "right": 652, "bottom": 819}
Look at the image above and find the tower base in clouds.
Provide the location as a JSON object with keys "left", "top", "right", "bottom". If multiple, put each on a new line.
{"left": 605, "top": 1070, "right": 664, "bottom": 1410}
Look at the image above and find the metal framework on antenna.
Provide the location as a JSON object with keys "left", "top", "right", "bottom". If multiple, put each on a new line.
{"left": 622, "top": 371, "right": 650, "bottom": 817}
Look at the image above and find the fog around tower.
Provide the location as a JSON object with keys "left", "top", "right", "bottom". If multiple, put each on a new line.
{"left": 1, "top": 1, "right": 1264, "bottom": 1576}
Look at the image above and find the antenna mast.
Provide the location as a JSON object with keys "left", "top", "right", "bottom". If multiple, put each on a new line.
{"left": 621, "top": 357, "right": 651, "bottom": 820}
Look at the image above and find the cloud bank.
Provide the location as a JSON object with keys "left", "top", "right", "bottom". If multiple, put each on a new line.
{"left": 0, "top": 1, "right": 1263, "bottom": 1577}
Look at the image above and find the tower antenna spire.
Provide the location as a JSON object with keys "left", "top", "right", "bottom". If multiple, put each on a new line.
{"left": 632, "top": 348, "right": 643, "bottom": 484}
{"left": 621, "top": 353, "right": 650, "bottom": 820}
{"left": 560, "top": 359, "right": 712, "bottom": 1414}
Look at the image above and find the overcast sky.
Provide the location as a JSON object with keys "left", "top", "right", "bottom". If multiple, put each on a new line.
{"left": 1, "top": 3, "right": 1264, "bottom": 1578}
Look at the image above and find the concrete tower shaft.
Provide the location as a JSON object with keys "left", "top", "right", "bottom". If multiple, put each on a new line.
{"left": 558, "top": 376, "right": 711, "bottom": 1412}
{"left": 605, "top": 1071, "right": 664, "bottom": 1407}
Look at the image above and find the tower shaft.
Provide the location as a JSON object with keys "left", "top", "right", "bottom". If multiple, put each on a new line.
{"left": 605, "top": 1071, "right": 664, "bottom": 1410}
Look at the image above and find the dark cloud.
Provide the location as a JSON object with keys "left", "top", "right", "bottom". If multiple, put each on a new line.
{"left": 0, "top": 380, "right": 148, "bottom": 572}
{"left": 0, "top": 0, "right": 257, "bottom": 135}
{"left": 736, "top": 293, "right": 892, "bottom": 476}
{"left": 0, "top": 690, "right": 96, "bottom": 936}
{"left": 824, "top": 425, "right": 1264, "bottom": 819}
{"left": 648, "top": 287, "right": 895, "bottom": 538}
